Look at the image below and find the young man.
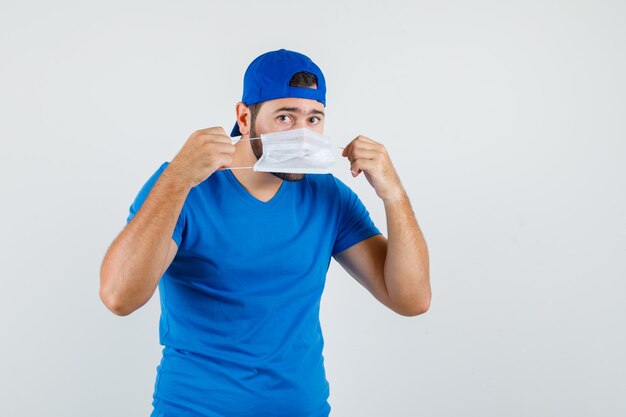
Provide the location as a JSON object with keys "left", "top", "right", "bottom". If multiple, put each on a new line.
{"left": 100, "top": 48, "right": 430, "bottom": 417}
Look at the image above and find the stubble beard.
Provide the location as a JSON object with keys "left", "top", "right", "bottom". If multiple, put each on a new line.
{"left": 249, "top": 125, "right": 305, "bottom": 182}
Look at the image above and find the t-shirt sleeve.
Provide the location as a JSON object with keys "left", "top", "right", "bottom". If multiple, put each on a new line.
{"left": 126, "top": 161, "right": 185, "bottom": 247}
{"left": 331, "top": 176, "right": 382, "bottom": 256}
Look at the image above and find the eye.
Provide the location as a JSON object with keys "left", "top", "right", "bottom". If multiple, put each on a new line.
{"left": 309, "top": 116, "right": 321, "bottom": 124}
{"left": 277, "top": 114, "right": 292, "bottom": 123}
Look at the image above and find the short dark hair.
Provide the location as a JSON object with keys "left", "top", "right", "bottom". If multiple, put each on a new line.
{"left": 249, "top": 71, "right": 318, "bottom": 133}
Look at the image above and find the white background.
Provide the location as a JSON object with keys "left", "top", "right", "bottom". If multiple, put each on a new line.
{"left": 1, "top": 1, "right": 625, "bottom": 416}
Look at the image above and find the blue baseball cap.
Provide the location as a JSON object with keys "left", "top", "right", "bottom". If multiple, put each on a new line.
{"left": 230, "top": 48, "right": 327, "bottom": 137}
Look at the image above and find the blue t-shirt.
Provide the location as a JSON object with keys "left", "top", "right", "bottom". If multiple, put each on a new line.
{"left": 127, "top": 162, "right": 381, "bottom": 417}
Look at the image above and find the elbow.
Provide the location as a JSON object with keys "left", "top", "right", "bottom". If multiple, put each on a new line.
{"left": 99, "top": 265, "right": 136, "bottom": 316}
{"left": 99, "top": 267, "right": 154, "bottom": 317}
{"left": 397, "top": 302, "right": 430, "bottom": 317}
{"left": 99, "top": 286, "right": 134, "bottom": 316}
{"left": 100, "top": 255, "right": 138, "bottom": 317}
{"left": 392, "top": 294, "right": 431, "bottom": 317}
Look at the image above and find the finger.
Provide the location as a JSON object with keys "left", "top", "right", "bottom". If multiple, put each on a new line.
{"left": 347, "top": 135, "right": 378, "bottom": 147}
{"left": 213, "top": 155, "right": 233, "bottom": 170}
{"left": 354, "top": 134, "right": 379, "bottom": 145}
{"left": 346, "top": 143, "right": 384, "bottom": 162}
{"left": 211, "top": 143, "right": 236, "bottom": 154}
{"left": 343, "top": 135, "right": 382, "bottom": 156}
{"left": 342, "top": 139, "right": 357, "bottom": 157}
{"left": 350, "top": 141, "right": 385, "bottom": 155}
{"left": 350, "top": 141, "right": 380, "bottom": 151}
{"left": 350, "top": 158, "right": 377, "bottom": 177}
{"left": 197, "top": 126, "right": 227, "bottom": 135}
{"left": 346, "top": 142, "right": 386, "bottom": 163}
{"left": 349, "top": 148, "right": 381, "bottom": 162}
{"left": 206, "top": 134, "right": 233, "bottom": 144}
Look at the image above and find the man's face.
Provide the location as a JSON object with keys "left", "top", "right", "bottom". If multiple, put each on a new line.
{"left": 249, "top": 97, "right": 325, "bottom": 182}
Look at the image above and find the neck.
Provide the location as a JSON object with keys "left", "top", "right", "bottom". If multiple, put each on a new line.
{"left": 230, "top": 137, "right": 282, "bottom": 190}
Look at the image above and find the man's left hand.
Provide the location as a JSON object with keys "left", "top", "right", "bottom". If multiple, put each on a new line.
{"left": 342, "top": 135, "right": 406, "bottom": 202}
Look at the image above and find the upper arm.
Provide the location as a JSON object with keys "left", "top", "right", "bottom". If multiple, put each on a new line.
{"left": 127, "top": 162, "right": 186, "bottom": 248}
{"left": 333, "top": 234, "right": 395, "bottom": 310}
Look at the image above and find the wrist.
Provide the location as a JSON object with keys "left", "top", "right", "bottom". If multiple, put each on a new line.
{"left": 162, "top": 162, "right": 194, "bottom": 193}
{"left": 381, "top": 186, "right": 408, "bottom": 205}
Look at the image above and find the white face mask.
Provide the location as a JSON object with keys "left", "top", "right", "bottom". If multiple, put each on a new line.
{"left": 230, "top": 128, "right": 339, "bottom": 174}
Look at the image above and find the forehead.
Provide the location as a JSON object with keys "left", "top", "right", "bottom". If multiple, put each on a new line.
{"left": 258, "top": 97, "right": 325, "bottom": 114}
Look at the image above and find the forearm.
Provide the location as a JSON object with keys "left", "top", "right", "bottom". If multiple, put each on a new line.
{"left": 383, "top": 192, "right": 431, "bottom": 315}
{"left": 100, "top": 166, "right": 190, "bottom": 315}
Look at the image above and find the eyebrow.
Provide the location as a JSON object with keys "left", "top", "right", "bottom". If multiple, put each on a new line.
{"left": 273, "top": 107, "right": 325, "bottom": 116}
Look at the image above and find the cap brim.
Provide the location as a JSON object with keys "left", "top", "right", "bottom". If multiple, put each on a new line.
{"left": 230, "top": 122, "right": 241, "bottom": 137}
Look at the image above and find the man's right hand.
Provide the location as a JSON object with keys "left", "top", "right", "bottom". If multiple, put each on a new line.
{"left": 167, "top": 126, "right": 236, "bottom": 188}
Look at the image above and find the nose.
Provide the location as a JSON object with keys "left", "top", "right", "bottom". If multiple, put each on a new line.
{"left": 293, "top": 120, "right": 309, "bottom": 129}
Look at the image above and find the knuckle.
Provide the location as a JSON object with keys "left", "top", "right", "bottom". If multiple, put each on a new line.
{"left": 211, "top": 134, "right": 230, "bottom": 144}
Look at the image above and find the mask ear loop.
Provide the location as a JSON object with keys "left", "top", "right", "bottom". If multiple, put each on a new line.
{"left": 226, "top": 136, "right": 261, "bottom": 170}
{"left": 231, "top": 136, "right": 261, "bottom": 144}
{"left": 225, "top": 137, "right": 346, "bottom": 170}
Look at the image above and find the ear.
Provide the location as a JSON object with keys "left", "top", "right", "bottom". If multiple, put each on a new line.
{"left": 235, "top": 102, "right": 251, "bottom": 136}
